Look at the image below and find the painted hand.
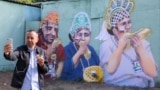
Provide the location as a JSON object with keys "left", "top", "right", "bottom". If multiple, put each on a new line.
{"left": 78, "top": 41, "right": 88, "bottom": 55}
{"left": 130, "top": 35, "right": 143, "bottom": 49}
{"left": 118, "top": 36, "right": 130, "bottom": 50}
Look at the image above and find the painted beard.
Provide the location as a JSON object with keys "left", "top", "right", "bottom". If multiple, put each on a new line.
{"left": 43, "top": 34, "right": 56, "bottom": 44}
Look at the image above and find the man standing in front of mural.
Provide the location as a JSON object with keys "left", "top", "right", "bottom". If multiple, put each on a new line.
{"left": 96, "top": 0, "right": 157, "bottom": 88}
{"left": 37, "top": 12, "right": 65, "bottom": 79}
{"left": 3, "top": 30, "right": 49, "bottom": 90}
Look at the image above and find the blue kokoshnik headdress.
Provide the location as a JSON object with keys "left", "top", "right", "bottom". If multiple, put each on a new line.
{"left": 70, "top": 12, "right": 91, "bottom": 36}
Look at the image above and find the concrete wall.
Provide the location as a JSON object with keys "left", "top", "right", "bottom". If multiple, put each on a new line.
{"left": 0, "top": 1, "right": 40, "bottom": 71}
{"left": 40, "top": 0, "right": 160, "bottom": 82}
{"left": 0, "top": 0, "right": 160, "bottom": 84}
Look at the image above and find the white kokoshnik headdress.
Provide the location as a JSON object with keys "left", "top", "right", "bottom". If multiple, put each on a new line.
{"left": 70, "top": 12, "right": 91, "bottom": 36}
{"left": 96, "top": 0, "right": 135, "bottom": 41}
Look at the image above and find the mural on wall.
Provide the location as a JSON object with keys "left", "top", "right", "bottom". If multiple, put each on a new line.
{"left": 26, "top": 0, "right": 158, "bottom": 88}
{"left": 60, "top": 12, "right": 101, "bottom": 82}
{"left": 37, "top": 12, "right": 65, "bottom": 79}
{"left": 1, "top": 0, "right": 160, "bottom": 89}
{"left": 96, "top": 0, "right": 157, "bottom": 88}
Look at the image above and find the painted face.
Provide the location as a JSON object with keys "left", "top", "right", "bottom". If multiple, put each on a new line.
{"left": 41, "top": 22, "right": 58, "bottom": 44}
{"left": 26, "top": 31, "right": 38, "bottom": 48}
{"left": 73, "top": 28, "right": 91, "bottom": 46}
{"left": 114, "top": 17, "right": 132, "bottom": 38}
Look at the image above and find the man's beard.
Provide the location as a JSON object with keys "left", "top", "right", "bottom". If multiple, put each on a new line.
{"left": 43, "top": 34, "right": 56, "bottom": 44}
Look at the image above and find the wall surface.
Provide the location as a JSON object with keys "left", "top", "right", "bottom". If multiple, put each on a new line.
{"left": 40, "top": 0, "right": 160, "bottom": 82}
{"left": 0, "top": 1, "right": 40, "bottom": 71}
{"left": 0, "top": 0, "right": 160, "bottom": 85}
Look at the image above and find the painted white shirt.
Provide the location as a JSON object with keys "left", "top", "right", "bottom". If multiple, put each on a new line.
{"left": 99, "top": 36, "right": 155, "bottom": 88}
{"left": 21, "top": 48, "right": 39, "bottom": 90}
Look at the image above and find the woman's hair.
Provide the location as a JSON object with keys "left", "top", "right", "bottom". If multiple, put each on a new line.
{"left": 107, "top": 27, "right": 116, "bottom": 35}
{"left": 68, "top": 33, "right": 73, "bottom": 42}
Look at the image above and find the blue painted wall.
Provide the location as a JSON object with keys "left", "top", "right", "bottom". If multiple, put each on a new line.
{"left": 0, "top": 1, "right": 40, "bottom": 71}
{"left": 40, "top": 0, "right": 160, "bottom": 82}
{"left": 0, "top": 0, "right": 160, "bottom": 84}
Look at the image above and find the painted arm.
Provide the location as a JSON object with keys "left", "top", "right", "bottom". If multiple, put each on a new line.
{"left": 134, "top": 43, "right": 157, "bottom": 77}
{"left": 105, "top": 37, "right": 129, "bottom": 74}
{"left": 105, "top": 46, "right": 124, "bottom": 74}
{"left": 72, "top": 43, "right": 88, "bottom": 68}
{"left": 56, "top": 61, "right": 64, "bottom": 78}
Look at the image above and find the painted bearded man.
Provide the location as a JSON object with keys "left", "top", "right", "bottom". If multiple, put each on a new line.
{"left": 37, "top": 12, "right": 65, "bottom": 79}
